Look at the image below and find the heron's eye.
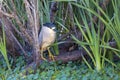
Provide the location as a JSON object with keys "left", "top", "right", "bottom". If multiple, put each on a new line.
{"left": 51, "top": 27, "right": 56, "bottom": 30}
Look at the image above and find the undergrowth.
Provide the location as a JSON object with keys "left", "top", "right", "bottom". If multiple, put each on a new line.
{"left": 0, "top": 56, "right": 120, "bottom": 80}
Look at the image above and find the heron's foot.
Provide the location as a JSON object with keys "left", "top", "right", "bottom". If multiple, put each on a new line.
{"left": 49, "top": 53, "right": 55, "bottom": 61}
{"left": 47, "top": 47, "right": 55, "bottom": 61}
{"left": 40, "top": 49, "right": 47, "bottom": 61}
{"left": 41, "top": 54, "right": 47, "bottom": 61}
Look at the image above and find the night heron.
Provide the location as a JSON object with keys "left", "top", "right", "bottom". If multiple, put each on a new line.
{"left": 38, "top": 23, "right": 56, "bottom": 61}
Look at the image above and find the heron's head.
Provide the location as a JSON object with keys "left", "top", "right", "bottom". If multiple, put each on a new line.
{"left": 43, "top": 23, "right": 56, "bottom": 31}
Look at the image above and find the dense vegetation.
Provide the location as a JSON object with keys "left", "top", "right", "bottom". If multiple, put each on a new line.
{"left": 0, "top": 57, "right": 120, "bottom": 80}
{"left": 0, "top": 0, "right": 120, "bottom": 79}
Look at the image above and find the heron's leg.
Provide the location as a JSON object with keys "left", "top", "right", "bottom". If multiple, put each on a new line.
{"left": 40, "top": 48, "right": 47, "bottom": 61}
{"left": 47, "top": 47, "right": 55, "bottom": 61}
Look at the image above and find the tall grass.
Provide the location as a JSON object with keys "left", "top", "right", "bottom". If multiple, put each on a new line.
{"left": 71, "top": 0, "right": 120, "bottom": 71}
{"left": 0, "top": 24, "right": 11, "bottom": 70}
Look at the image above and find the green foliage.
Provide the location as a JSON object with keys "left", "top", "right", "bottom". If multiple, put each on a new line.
{"left": 0, "top": 25, "right": 11, "bottom": 70}
{"left": 0, "top": 57, "right": 120, "bottom": 80}
{"left": 71, "top": 0, "right": 120, "bottom": 72}
{"left": 38, "top": 0, "right": 51, "bottom": 23}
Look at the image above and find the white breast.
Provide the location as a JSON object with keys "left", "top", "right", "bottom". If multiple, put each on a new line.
{"left": 38, "top": 26, "right": 56, "bottom": 50}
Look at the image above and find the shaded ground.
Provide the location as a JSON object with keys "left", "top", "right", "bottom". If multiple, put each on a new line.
{"left": 0, "top": 56, "right": 120, "bottom": 80}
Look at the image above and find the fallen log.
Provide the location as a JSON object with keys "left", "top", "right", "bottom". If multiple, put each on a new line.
{"left": 54, "top": 49, "right": 87, "bottom": 63}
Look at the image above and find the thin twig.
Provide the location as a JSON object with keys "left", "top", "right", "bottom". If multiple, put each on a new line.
{"left": 0, "top": 10, "right": 14, "bottom": 18}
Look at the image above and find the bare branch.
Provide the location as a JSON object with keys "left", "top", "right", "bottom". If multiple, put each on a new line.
{"left": 32, "top": 0, "right": 40, "bottom": 69}
{"left": 0, "top": 10, "right": 14, "bottom": 18}
{"left": 23, "top": 0, "right": 34, "bottom": 28}
{"left": 11, "top": 0, "right": 33, "bottom": 44}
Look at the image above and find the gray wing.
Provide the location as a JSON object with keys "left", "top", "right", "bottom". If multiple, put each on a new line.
{"left": 38, "top": 30, "right": 43, "bottom": 46}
